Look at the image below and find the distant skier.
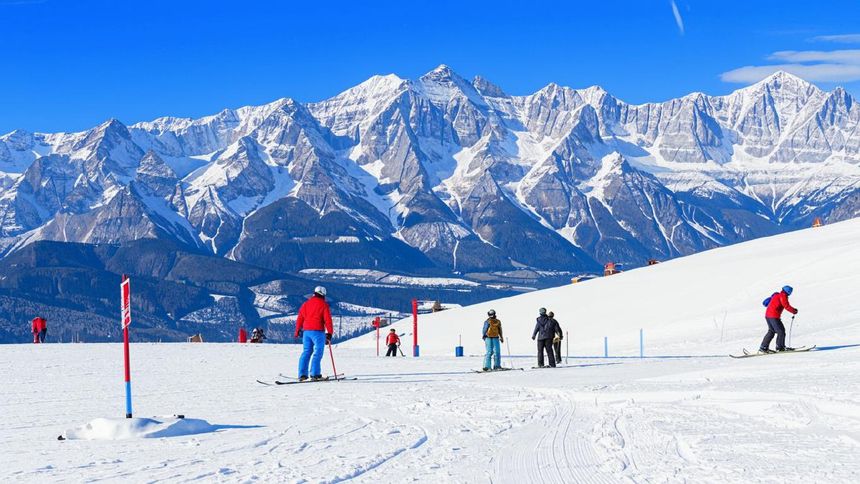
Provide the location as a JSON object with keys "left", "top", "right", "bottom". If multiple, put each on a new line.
{"left": 548, "top": 311, "right": 563, "bottom": 365}
{"left": 482, "top": 309, "right": 504, "bottom": 371}
{"left": 250, "top": 327, "right": 267, "bottom": 343}
{"left": 31, "top": 317, "right": 42, "bottom": 344}
{"left": 532, "top": 308, "right": 556, "bottom": 368}
{"left": 385, "top": 329, "right": 400, "bottom": 357}
{"left": 38, "top": 317, "right": 47, "bottom": 343}
{"left": 760, "top": 285, "right": 799, "bottom": 353}
{"left": 294, "top": 286, "right": 333, "bottom": 381}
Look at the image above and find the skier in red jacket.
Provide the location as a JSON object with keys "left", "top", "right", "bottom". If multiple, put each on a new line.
{"left": 760, "top": 285, "right": 799, "bottom": 353}
{"left": 385, "top": 329, "right": 400, "bottom": 357}
{"left": 294, "top": 286, "right": 333, "bottom": 381}
{"left": 37, "top": 317, "right": 47, "bottom": 343}
{"left": 31, "top": 317, "right": 41, "bottom": 344}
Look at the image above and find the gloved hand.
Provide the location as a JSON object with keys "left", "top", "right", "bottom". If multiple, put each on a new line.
{"left": 795, "top": 309, "right": 799, "bottom": 314}
{"left": 482, "top": 335, "right": 487, "bottom": 340}
{"left": 531, "top": 336, "right": 536, "bottom": 341}
{"left": 500, "top": 337, "right": 504, "bottom": 343}
{"left": 326, "top": 333, "right": 332, "bottom": 344}
{"left": 296, "top": 330, "right": 303, "bottom": 339}
{"left": 559, "top": 334, "right": 563, "bottom": 340}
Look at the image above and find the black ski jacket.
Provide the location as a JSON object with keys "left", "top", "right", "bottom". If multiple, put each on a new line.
{"left": 532, "top": 315, "right": 555, "bottom": 340}
{"left": 550, "top": 317, "right": 563, "bottom": 338}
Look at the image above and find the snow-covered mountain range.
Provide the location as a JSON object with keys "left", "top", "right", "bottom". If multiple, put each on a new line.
{"left": 1, "top": 66, "right": 858, "bottom": 274}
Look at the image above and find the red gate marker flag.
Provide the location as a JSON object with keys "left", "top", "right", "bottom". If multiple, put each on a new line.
{"left": 121, "top": 275, "right": 133, "bottom": 418}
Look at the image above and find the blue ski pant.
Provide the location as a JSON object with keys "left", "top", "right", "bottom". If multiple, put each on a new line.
{"left": 298, "top": 330, "right": 326, "bottom": 377}
{"left": 761, "top": 317, "right": 786, "bottom": 351}
{"left": 484, "top": 337, "right": 501, "bottom": 369}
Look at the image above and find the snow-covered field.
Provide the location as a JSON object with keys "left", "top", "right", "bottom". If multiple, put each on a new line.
{"left": 2, "top": 219, "right": 860, "bottom": 482}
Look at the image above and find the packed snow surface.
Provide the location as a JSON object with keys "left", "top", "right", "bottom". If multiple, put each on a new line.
{"left": 1, "top": 219, "right": 859, "bottom": 482}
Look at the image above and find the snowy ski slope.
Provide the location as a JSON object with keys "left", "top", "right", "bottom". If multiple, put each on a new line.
{"left": 347, "top": 218, "right": 860, "bottom": 358}
{"left": 1, "top": 219, "right": 859, "bottom": 482}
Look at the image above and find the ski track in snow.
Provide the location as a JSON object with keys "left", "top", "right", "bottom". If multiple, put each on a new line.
{"left": 2, "top": 342, "right": 860, "bottom": 483}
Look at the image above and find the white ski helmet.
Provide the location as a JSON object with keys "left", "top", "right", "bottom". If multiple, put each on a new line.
{"left": 314, "top": 285, "right": 327, "bottom": 297}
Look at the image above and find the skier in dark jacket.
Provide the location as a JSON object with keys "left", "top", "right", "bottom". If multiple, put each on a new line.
{"left": 532, "top": 308, "right": 556, "bottom": 367}
{"left": 385, "top": 329, "right": 400, "bottom": 357}
{"left": 760, "top": 285, "right": 799, "bottom": 353}
{"left": 548, "top": 311, "right": 563, "bottom": 364}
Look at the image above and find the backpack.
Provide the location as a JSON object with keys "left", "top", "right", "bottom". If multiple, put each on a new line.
{"left": 485, "top": 318, "right": 501, "bottom": 338}
{"left": 762, "top": 292, "right": 777, "bottom": 307}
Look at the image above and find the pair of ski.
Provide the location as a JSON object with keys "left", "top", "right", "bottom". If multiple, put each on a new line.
{"left": 730, "top": 345, "right": 816, "bottom": 359}
{"left": 473, "top": 367, "right": 524, "bottom": 374}
{"left": 257, "top": 373, "right": 356, "bottom": 386}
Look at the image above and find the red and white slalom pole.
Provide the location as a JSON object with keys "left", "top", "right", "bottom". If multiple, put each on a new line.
{"left": 121, "top": 275, "right": 133, "bottom": 418}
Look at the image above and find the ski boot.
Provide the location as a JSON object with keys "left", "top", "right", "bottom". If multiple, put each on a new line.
{"left": 758, "top": 348, "right": 776, "bottom": 354}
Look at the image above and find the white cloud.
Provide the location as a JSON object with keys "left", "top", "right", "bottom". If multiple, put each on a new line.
{"left": 722, "top": 48, "right": 860, "bottom": 83}
{"left": 769, "top": 49, "right": 860, "bottom": 63}
{"left": 813, "top": 33, "right": 860, "bottom": 44}
{"left": 721, "top": 63, "right": 860, "bottom": 83}
{"left": 670, "top": 1, "right": 684, "bottom": 36}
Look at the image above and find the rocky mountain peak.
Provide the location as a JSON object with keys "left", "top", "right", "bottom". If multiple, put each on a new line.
{"left": 137, "top": 150, "right": 177, "bottom": 179}
{"left": 472, "top": 76, "right": 507, "bottom": 98}
{"left": 417, "top": 64, "right": 485, "bottom": 105}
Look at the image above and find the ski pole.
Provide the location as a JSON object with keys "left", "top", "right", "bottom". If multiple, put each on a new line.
{"left": 505, "top": 337, "right": 512, "bottom": 369}
{"left": 327, "top": 341, "right": 340, "bottom": 381}
{"left": 788, "top": 315, "right": 795, "bottom": 347}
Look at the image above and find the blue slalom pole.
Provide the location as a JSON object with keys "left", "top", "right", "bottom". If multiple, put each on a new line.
{"left": 640, "top": 329, "right": 644, "bottom": 358}
{"left": 604, "top": 336, "right": 608, "bottom": 358}
{"left": 125, "top": 381, "right": 133, "bottom": 417}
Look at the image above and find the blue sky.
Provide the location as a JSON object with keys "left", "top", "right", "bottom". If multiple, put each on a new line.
{"left": 3, "top": 0, "right": 860, "bottom": 133}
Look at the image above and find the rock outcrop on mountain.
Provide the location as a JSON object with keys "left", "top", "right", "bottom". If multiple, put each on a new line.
{"left": 0, "top": 67, "right": 858, "bottom": 273}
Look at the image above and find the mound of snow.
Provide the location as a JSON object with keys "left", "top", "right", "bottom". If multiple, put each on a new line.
{"left": 62, "top": 416, "right": 218, "bottom": 440}
{"left": 346, "top": 218, "right": 860, "bottom": 356}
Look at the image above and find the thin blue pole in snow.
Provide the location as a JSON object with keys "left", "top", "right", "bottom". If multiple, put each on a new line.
{"left": 640, "top": 329, "right": 644, "bottom": 359}
{"left": 604, "top": 336, "right": 608, "bottom": 358}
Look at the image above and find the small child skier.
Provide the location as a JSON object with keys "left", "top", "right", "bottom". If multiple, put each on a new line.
{"left": 385, "top": 328, "right": 400, "bottom": 357}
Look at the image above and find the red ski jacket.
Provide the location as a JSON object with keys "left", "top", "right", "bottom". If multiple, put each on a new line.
{"left": 765, "top": 291, "right": 797, "bottom": 318}
{"left": 386, "top": 333, "right": 400, "bottom": 345}
{"left": 295, "top": 295, "right": 333, "bottom": 337}
{"left": 32, "top": 317, "right": 46, "bottom": 332}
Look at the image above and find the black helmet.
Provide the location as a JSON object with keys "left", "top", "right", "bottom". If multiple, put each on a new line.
{"left": 548, "top": 311, "right": 554, "bottom": 318}
{"left": 488, "top": 309, "right": 496, "bottom": 317}
{"left": 539, "top": 307, "right": 547, "bottom": 315}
